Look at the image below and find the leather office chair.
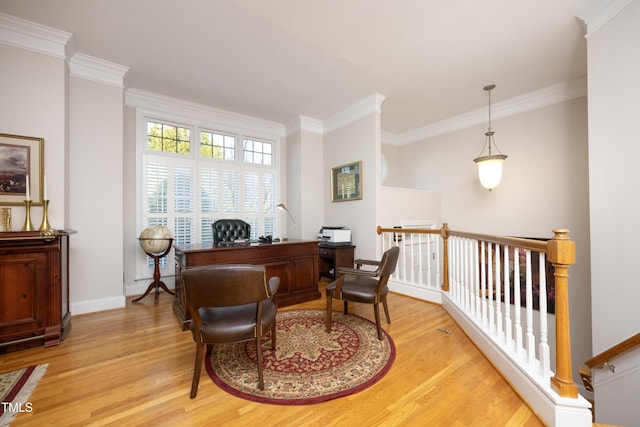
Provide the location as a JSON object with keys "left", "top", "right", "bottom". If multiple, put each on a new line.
{"left": 325, "top": 246, "right": 400, "bottom": 340}
{"left": 182, "top": 264, "right": 279, "bottom": 398}
{"left": 212, "top": 219, "right": 251, "bottom": 246}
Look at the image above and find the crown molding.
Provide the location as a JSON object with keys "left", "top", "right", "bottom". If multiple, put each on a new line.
{"left": 324, "top": 93, "right": 386, "bottom": 133}
{"left": 576, "top": 0, "right": 633, "bottom": 39}
{"left": 0, "top": 12, "right": 73, "bottom": 58}
{"left": 381, "top": 130, "right": 400, "bottom": 146}
{"left": 125, "top": 88, "right": 286, "bottom": 138}
{"left": 69, "top": 53, "right": 129, "bottom": 88}
{"left": 286, "top": 115, "right": 324, "bottom": 136}
{"left": 393, "top": 76, "right": 587, "bottom": 146}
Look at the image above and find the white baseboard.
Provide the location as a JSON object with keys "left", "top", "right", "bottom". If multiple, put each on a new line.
{"left": 125, "top": 276, "right": 175, "bottom": 296}
{"left": 71, "top": 295, "right": 126, "bottom": 315}
{"left": 69, "top": 277, "right": 177, "bottom": 315}
{"left": 388, "top": 280, "right": 442, "bottom": 304}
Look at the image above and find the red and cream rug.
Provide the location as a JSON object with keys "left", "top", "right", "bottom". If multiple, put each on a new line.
{"left": 0, "top": 364, "right": 48, "bottom": 425}
{"left": 205, "top": 309, "right": 395, "bottom": 405}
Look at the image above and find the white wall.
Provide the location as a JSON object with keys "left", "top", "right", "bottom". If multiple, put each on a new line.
{"left": 285, "top": 126, "right": 325, "bottom": 241}
{"left": 586, "top": 1, "right": 640, "bottom": 425}
{"left": 68, "top": 74, "right": 125, "bottom": 313}
{"left": 587, "top": 0, "right": 640, "bottom": 356}
{"left": 393, "top": 96, "right": 592, "bottom": 396}
{"left": 0, "top": 20, "right": 127, "bottom": 314}
{"left": 0, "top": 43, "right": 68, "bottom": 230}
{"left": 324, "top": 113, "right": 379, "bottom": 261}
{"left": 122, "top": 106, "right": 139, "bottom": 297}
{"left": 377, "top": 186, "right": 442, "bottom": 229}
{"left": 381, "top": 143, "right": 401, "bottom": 188}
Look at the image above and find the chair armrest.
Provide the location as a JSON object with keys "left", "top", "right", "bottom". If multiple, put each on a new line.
{"left": 268, "top": 276, "right": 280, "bottom": 296}
{"left": 355, "top": 258, "right": 380, "bottom": 267}
{"left": 336, "top": 266, "right": 378, "bottom": 277}
{"left": 354, "top": 259, "right": 381, "bottom": 272}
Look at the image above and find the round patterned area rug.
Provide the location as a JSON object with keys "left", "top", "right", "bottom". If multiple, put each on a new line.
{"left": 205, "top": 309, "right": 395, "bottom": 405}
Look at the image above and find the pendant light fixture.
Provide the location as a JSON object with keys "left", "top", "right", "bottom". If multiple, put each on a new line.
{"left": 474, "top": 84, "right": 507, "bottom": 190}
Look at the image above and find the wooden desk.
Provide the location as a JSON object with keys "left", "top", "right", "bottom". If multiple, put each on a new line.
{"left": 173, "top": 239, "right": 320, "bottom": 330}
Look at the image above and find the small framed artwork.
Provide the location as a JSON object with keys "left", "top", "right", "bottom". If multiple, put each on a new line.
{"left": 0, "top": 133, "right": 45, "bottom": 206}
{"left": 331, "top": 160, "right": 362, "bottom": 202}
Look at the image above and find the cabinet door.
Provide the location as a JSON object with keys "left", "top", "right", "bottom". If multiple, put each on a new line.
{"left": 290, "top": 257, "right": 316, "bottom": 293}
{"left": 264, "top": 261, "right": 291, "bottom": 296}
{"left": 0, "top": 251, "right": 48, "bottom": 340}
{"left": 318, "top": 247, "right": 335, "bottom": 278}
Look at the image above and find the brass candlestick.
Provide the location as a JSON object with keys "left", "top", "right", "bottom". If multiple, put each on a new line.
{"left": 40, "top": 199, "right": 51, "bottom": 231}
{"left": 22, "top": 200, "right": 34, "bottom": 231}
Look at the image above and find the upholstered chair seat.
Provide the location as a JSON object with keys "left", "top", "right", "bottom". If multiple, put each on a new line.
{"left": 191, "top": 301, "right": 277, "bottom": 343}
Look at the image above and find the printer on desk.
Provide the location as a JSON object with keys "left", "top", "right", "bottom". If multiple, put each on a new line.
{"left": 318, "top": 226, "right": 351, "bottom": 246}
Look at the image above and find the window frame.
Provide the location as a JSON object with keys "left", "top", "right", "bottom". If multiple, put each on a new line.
{"left": 134, "top": 110, "right": 282, "bottom": 281}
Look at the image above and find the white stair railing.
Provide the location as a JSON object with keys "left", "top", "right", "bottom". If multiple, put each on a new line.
{"left": 377, "top": 224, "right": 592, "bottom": 427}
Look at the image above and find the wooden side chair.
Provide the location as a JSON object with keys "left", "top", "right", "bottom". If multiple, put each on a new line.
{"left": 325, "top": 246, "right": 400, "bottom": 340}
{"left": 182, "top": 264, "right": 279, "bottom": 398}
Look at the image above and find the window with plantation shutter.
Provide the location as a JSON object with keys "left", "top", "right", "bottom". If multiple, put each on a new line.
{"left": 222, "top": 169, "right": 240, "bottom": 214}
{"left": 137, "top": 119, "right": 280, "bottom": 280}
{"left": 262, "top": 172, "right": 277, "bottom": 237}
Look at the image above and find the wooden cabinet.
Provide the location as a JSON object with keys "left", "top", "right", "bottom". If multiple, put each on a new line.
{"left": 173, "top": 239, "right": 320, "bottom": 330}
{"left": 318, "top": 244, "right": 355, "bottom": 280}
{"left": 0, "top": 230, "right": 73, "bottom": 353}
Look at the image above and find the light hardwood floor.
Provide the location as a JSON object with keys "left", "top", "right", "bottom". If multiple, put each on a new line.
{"left": 1, "top": 283, "right": 544, "bottom": 426}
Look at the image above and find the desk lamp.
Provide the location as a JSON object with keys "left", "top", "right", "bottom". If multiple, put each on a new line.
{"left": 277, "top": 203, "right": 296, "bottom": 241}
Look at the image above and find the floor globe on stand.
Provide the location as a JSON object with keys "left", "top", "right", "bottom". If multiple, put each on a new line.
{"left": 133, "top": 226, "right": 175, "bottom": 304}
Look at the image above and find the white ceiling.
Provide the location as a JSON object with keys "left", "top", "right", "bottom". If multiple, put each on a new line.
{"left": 0, "top": 0, "right": 590, "bottom": 136}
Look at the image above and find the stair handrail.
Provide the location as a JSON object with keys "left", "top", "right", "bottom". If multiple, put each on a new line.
{"left": 585, "top": 332, "right": 640, "bottom": 369}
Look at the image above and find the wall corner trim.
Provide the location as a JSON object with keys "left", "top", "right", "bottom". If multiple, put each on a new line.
{"left": 69, "top": 53, "right": 129, "bottom": 88}
{"left": 324, "top": 93, "right": 386, "bottom": 133}
{"left": 576, "top": 0, "right": 633, "bottom": 39}
{"left": 286, "top": 115, "right": 324, "bottom": 136}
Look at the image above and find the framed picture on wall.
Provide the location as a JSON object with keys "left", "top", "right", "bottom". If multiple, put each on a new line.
{"left": 331, "top": 161, "right": 362, "bottom": 202}
{"left": 0, "top": 133, "right": 45, "bottom": 206}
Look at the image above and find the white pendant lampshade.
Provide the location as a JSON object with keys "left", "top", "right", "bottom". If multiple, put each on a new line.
{"left": 474, "top": 84, "right": 507, "bottom": 191}
{"left": 475, "top": 154, "right": 507, "bottom": 190}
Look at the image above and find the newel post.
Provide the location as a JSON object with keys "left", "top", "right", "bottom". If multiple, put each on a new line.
{"left": 547, "top": 228, "right": 578, "bottom": 398}
{"left": 441, "top": 223, "right": 450, "bottom": 292}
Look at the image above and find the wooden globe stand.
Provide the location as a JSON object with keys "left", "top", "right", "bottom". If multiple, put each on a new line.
{"left": 132, "top": 239, "right": 174, "bottom": 304}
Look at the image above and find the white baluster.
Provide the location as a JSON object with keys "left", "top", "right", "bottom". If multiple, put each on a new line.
{"left": 525, "top": 249, "right": 536, "bottom": 365}
{"left": 538, "top": 252, "right": 550, "bottom": 377}
{"left": 514, "top": 247, "right": 524, "bottom": 358}
{"left": 495, "top": 243, "right": 503, "bottom": 340}
{"left": 487, "top": 242, "right": 495, "bottom": 333}
{"left": 465, "top": 238, "right": 475, "bottom": 316}
{"left": 504, "top": 245, "right": 513, "bottom": 349}
{"left": 409, "top": 233, "right": 416, "bottom": 283}
{"left": 479, "top": 240, "right": 487, "bottom": 326}
{"left": 473, "top": 238, "right": 480, "bottom": 320}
